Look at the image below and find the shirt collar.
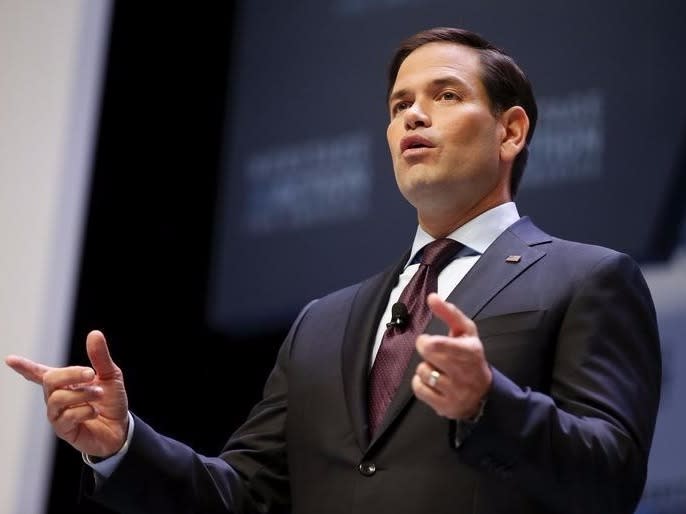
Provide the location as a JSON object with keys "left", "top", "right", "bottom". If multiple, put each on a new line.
{"left": 407, "top": 202, "right": 520, "bottom": 267}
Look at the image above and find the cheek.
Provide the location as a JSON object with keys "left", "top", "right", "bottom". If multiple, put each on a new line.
{"left": 446, "top": 115, "right": 499, "bottom": 159}
{"left": 386, "top": 122, "right": 399, "bottom": 150}
{"left": 386, "top": 123, "right": 403, "bottom": 165}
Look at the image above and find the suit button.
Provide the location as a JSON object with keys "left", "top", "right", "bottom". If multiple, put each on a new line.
{"left": 358, "top": 461, "right": 376, "bottom": 476}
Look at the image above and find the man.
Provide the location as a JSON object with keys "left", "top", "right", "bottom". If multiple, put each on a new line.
{"left": 6, "top": 27, "right": 661, "bottom": 514}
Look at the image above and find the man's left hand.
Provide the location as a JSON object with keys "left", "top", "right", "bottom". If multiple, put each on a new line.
{"left": 412, "top": 293, "right": 492, "bottom": 420}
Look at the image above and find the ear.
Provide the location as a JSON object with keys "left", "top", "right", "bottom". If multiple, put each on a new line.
{"left": 498, "top": 106, "right": 529, "bottom": 164}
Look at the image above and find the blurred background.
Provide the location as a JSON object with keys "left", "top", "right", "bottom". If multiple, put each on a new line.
{"left": 1, "top": 1, "right": 684, "bottom": 513}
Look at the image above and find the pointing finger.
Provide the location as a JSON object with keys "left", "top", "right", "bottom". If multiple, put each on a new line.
{"left": 427, "top": 293, "right": 477, "bottom": 337}
{"left": 4, "top": 355, "right": 53, "bottom": 385}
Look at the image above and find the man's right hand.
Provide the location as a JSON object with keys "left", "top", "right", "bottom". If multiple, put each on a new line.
{"left": 5, "top": 330, "right": 129, "bottom": 458}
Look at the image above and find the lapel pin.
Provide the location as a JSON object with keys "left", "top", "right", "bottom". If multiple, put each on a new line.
{"left": 505, "top": 255, "right": 521, "bottom": 263}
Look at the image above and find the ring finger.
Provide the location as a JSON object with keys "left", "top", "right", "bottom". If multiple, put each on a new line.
{"left": 416, "top": 362, "right": 447, "bottom": 393}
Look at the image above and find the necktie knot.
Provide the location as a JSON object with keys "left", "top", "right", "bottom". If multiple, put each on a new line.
{"left": 419, "top": 238, "right": 461, "bottom": 269}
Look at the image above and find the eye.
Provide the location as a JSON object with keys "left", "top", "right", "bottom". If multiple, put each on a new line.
{"left": 391, "top": 101, "right": 411, "bottom": 116}
{"left": 438, "top": 91, "right": 460, "bottom": 102}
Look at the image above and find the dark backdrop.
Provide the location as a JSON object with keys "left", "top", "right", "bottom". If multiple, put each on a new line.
{"left": 208, "top": 0, "right": 686, "bottom": 336}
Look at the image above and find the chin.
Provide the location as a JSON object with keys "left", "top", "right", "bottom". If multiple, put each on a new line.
{"left": 399, "top": 181, "right": 456, "bottom": 212}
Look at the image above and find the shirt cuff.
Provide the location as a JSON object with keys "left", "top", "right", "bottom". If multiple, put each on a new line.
{"left": 82, "top": 411, "right": 135, "bottom": 479}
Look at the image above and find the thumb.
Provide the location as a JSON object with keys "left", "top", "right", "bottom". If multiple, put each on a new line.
{"left": 426, "top": 293, "right": 477, "bottom": 337}
{"left": 86, "top": 330, "right": 118, "bottom": 378}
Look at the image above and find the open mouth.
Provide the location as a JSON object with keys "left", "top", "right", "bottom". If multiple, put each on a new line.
{"left": 400, "top": 135, "right": 435, "bottom": 153}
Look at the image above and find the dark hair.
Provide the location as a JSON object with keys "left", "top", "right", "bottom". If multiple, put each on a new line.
{"left": 387, "top": 27, "right": 537, "bottom": 197}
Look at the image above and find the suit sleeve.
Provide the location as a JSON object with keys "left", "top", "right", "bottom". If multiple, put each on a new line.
{"left": 456, "top": 252, "right": 661, "bottom": 514}
{"left": 87, "top": 301, "right": 317, "bottom": 514}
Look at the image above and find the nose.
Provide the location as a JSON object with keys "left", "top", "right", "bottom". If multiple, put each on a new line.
{"left": 404, "top": 102, "right": 430, "bottom": 130}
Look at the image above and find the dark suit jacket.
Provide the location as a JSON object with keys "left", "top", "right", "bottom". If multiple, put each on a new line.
{"left": 91, "top": 217, "right": 661, "bottom": 514}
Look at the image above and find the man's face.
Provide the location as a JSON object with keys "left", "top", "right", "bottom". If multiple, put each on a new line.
{"left": 387, "top": 42, "right": 508, "bottom": 219}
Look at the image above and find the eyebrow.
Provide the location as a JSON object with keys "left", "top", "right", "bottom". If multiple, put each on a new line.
{"left": 388, "top": 76, "right": 469, "bottom": 107}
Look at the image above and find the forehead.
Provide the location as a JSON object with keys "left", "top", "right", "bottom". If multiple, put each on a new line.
{"left": 392, "top": 42, "right": 483, "bottom": 93}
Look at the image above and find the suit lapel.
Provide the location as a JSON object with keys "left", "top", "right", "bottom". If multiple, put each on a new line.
{"left": 441, "top": 217, "right": 549, "bottom": 321}
{"left": 341, "top": 252, "right": 408, "bottom": 450}
{"left": 368, "top": 217, "right": 550, "bottom": 450}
